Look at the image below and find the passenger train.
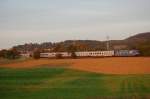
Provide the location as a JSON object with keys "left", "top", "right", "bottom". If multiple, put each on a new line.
{"left": 40, "top": 50, "right": 140, "bottom": 58}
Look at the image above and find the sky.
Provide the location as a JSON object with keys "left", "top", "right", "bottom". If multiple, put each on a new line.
{"left": 0, "top": 0, "right": 150, "bottom": 49}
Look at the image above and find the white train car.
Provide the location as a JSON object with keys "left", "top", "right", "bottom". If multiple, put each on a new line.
{"left": 75, "top": 51, "right": 90, "bottom": 57}
{"left": 90, "top": 51, "right": 114, "bottom": 57}
{"left": 76, "top": 51, "right": 114, "bottom": 57}
{"left": 40, "top": 52, "right": 71, "bottom": 58}
{"left": 40, "top": 52, "right": 56, "bottom": 58}
{"left": 59, "top": 52, "right": 71, "bottom": 57}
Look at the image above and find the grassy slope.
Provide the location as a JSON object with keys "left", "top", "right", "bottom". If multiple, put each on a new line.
{"left": 0, "top": 67, "right": 150, "bottom": 99}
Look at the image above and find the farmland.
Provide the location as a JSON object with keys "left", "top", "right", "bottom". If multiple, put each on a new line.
{"left": 1, "top": 57, "right": 150, "bottom": 74}
{"left": 0, "top": 57, "right": 150, "bottom": 99}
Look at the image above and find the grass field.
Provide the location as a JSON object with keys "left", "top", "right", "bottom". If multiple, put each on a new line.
{"left": 0, "top": 67, "right": 150, "bottom": 99}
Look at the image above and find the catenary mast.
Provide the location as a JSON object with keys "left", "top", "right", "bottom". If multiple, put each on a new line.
{"left": 106, "top": 36, "right": 110, "bottom": 51}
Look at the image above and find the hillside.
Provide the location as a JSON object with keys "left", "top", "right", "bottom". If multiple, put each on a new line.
{"left": 125, "top": 32, "right": 150, "bottom": 41}
{"left": 124, "top": 32, "right": 150, "bottom": 56}
{"left": 12, "top": 32, "right": 150, "bottom": 56}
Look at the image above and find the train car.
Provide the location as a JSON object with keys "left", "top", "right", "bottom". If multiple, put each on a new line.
{"left": 114, "top": 50, "right": 129, "bottom": 56}
{"left": 59, "top": 52, "right": 71, "bottom": 57}
{"left": 114, "top": 50, "right": 140, "bottom": 56}
{"left": 40, "top": 50, "right": 139, "bottom": 58}
{"left": 75, "top": 51, "right": 114, "bottom": 57}
{"left": 88, "top": 51, "right": 114, "bottom": 57}
{"left": 40, "top": 52, "right": 56, "bottom": 58}
{"left": 128, "top": 50, "right": 140, "bottom": 56}
{"left": 40, "top": 52, "right": 71, "bottom": 58}
{"left": 75, "top": 51, "right": 90, "bottom": 57}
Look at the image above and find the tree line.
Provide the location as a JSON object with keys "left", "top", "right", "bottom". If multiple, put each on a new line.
{"left": 0, "top": 48, "right": 20, "bottom": 59}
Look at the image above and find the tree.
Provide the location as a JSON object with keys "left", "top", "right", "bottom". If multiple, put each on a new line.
{"left": 66, "top": 45, "right": 77, "bottom": 58}
{"left": 0, "top": 48, "right": 20, "bottom": 59}
{"left": 137, "top": 45, "right": 150, "bottom": 56}
{"left": 0, "top": 49, "right": 7, "bottom": 58}
{"left": 133, "top": 41, "right": 150, "bottom": 56}
{"left": 66, "top": 45, "right": 76, "bottom": 52}
{"left": 5, "top": 50, "right": 14, "bottom": 59}
{"left": 53, "top": 44, "right": 61, "bottom": 52}
{"left": 33, "top": 50, "right": 40, "bottom": 59}
{"left": 11, "top": 48, "right": 20, "bottom": 58}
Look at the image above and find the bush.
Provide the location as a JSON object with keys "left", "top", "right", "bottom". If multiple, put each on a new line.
{"left": 135, "top": 41, "right": 150, "bottom": 56}
{"left": 33, "top": 50, "right": 40, "bottom": 59}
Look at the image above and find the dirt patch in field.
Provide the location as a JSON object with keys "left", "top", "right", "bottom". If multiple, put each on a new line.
{"left": 0, "top": 57, "right": 150, "bottom": 74}
{"left": 70, "top": 57, "right": 150, "bottom": 74}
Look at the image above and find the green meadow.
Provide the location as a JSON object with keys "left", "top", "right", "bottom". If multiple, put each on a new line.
{"left": 0, "top": 67, "right": 150, "bottom": 99}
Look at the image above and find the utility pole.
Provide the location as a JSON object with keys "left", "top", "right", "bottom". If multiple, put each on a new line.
{"left": 106, "top": 36, "right": 110, "bottom": 51}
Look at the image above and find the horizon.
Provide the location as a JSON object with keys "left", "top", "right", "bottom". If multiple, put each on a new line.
{"left": 0, "top": 0, "right": 150, "bottom": 49}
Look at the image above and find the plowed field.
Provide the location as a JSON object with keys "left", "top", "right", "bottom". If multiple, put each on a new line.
{"left": 1, "top": 57, "right": 150, "bottom": 74}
